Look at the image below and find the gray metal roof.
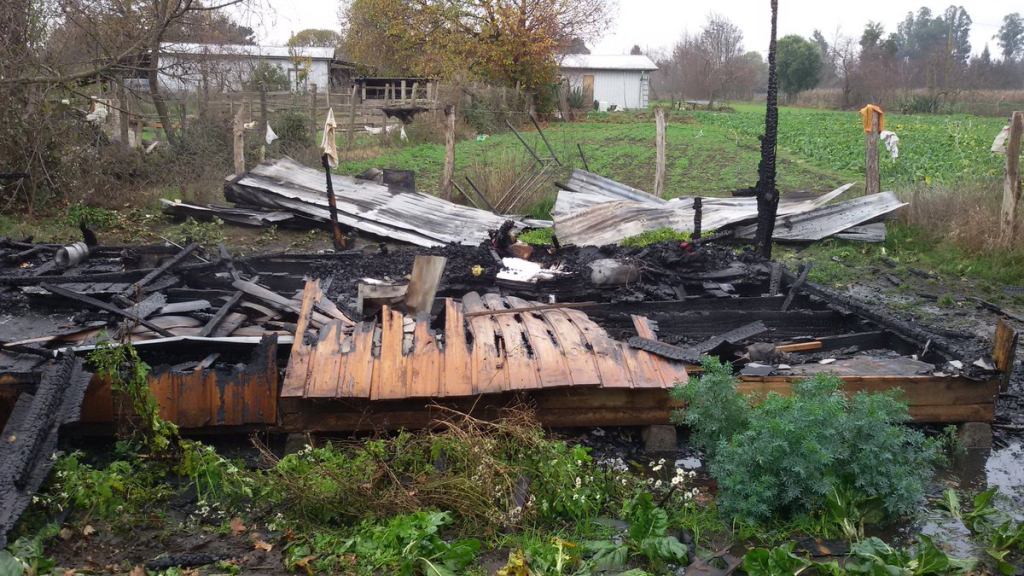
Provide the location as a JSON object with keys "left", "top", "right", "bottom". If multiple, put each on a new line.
{"left": 160, "top": 43, "right": 337, "bottom": 60}
{"left": 559, "top": 54, "right": 658, "bottom": 71}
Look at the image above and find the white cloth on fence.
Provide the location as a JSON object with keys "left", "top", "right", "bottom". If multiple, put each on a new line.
{"left": 266, "top": 122, "right": 278, "bottom": 144}
{"left": 321, "top": 108, "right": 338, "bottom": 168}
{"left": 992, "top": 126, "right": 1010, "bottom": 154}
{"left": 880, "top": 130, "right": 899, "bottom": 160}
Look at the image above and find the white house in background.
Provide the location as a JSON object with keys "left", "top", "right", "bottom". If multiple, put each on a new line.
{"left": 559, "top": 54, "right": 658, "bottom": 110}
{"left": 157, "top": 43, "right": 342, "bottom": 93}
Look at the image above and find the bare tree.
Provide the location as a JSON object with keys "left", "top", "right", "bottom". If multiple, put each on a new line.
{"left": 830, "top": 31, "right": 858, "bottom": 108}
{"left": 697, "top": 13, "right": 746, "bottom": 105}
{"left": 657, "top": 13, "right": 754, "bottom": 105}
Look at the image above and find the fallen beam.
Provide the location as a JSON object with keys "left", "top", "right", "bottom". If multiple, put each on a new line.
{"left": 114, "top": 243, "right": 198, "bottom": 306}
{"left": 0, "top": 354, "right": 92, "bottom": 547}
{"left": 40, "top": 283, "right": 175, "bottom": 337}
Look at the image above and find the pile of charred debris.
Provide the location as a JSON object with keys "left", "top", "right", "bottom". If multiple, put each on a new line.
{"left": 0, "top": 159, "right": 1018, "bottom": 547}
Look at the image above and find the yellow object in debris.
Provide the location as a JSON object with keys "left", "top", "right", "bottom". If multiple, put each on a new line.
{"left": 860, "top": 104, "right": 884, "bottom": 133}
{"left": 471, "top": 265, "right": 483, "bottom": 277}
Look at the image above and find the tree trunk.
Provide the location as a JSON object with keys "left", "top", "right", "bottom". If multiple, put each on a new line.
{"left": 147, "top": 40, "right": 177, "bottom": 147}
{"left": 754, "top": 0, "right": 780, "bottom": 260}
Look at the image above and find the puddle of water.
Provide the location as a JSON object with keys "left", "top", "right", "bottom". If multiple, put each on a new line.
{"left": 881, "top": 434, "right": 1024, "bottom": 559}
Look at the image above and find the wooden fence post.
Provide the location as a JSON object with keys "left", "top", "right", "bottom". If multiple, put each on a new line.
{"left": 232, "top": 100, "right": 247, "bottom": 175}
{"left": 441, "top": 104, "right": 456, "bottom": 201}
{"left": 865, "top": 107, "right": 881, "bottom": 194}
{"left": 117, "top": 78, "right": 130, "bottom": 147}
{"left": 348, "top": 85, "right": 357, "bottom": 150}
{"left": 309, "top": 84, "right": 318, "bottom": 144}
{"left": 654, "top": 107, "right": 666, "bottom": 198}
{"left": 259, "top": 83, "right": 268, "bottom": 146}
{"left": 999, "top": 111, "right": 1024, "bottom": 246}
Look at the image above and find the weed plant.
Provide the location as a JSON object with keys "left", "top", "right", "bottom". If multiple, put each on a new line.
{"left": 671, "top": 357, "right": 944, "bottom": 524}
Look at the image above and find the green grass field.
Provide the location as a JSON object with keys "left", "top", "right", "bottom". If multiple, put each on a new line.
{"left": 334, "top": 105, "right": 1007, "bottom": 200}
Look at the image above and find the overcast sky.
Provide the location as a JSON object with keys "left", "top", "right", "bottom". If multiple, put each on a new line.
{"left": 251, "top": 0, "right": 1011, "bottom": 58}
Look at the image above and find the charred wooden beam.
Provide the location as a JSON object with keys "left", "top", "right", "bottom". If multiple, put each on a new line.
{"left": 113, "top": 243, "right": 198, "bottom": 307}
{"left": 628, "top": 336, "right": 700, "bottom": 363}
{"left": 781, "top": 263, "right": 812, "bottom": 312}
{"left": 39, "top": 283, "right": 175, "bottom": 337}
{"left": 0, "top": 353, "right": 91, "bottom": 547}
{"left": 199, "top": 291, "right": 244, "bottom": 337}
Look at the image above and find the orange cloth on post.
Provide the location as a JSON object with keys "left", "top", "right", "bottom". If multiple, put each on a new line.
{"left": 860, "top": 104, "right": 884, "bottom": 133}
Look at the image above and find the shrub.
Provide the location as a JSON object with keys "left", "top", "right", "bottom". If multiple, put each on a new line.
{"left": 567, "top": 86, "right": 587, "bottom": 110}
{"left": 671, "top": 358, "right": 943, "bottom": 524}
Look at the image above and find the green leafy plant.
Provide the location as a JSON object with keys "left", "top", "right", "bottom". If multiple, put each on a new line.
{"left": 566, "top": 86, "right": 587, "bottom": 110}
{"left": 845, "top": 536, "right": 976, "bottom": 575}
{"left": 742, "top": 542, "right": 812, "bottom": 576}
{"left": 671, "top": 358, "right": 943, "bottom": 524}
{"left": 824, "top": 485, "right": 886, "bottom": 541}
{"left": 943, "top": 486, "right": 998, "bottom": 533}
{"left": 985, "top": 520, "right": 1024, "bottom": 575}
{"left": 285, "top": 511, "right": 480, "bottom": 575}
{"left": 88, "top": 336, "right": 179, "bottom": 454}
{"left": 585, "top": 493, "right": 687, "bottom": 572}
{"left": 177, "top": 440, "right": 255, "bottom": 507}
{"left": 621, "top": 228, "right": 691, "bottom": 247}
{"left": 170, "top": 216, "right": 226, "bottom": 251}
{"left": 669, "top": 357, "right": 750, "bottom": 458}
{"left": 4, "top": 536, "right": 57, "bottom": 576}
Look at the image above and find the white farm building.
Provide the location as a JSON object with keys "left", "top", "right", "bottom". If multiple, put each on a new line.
{"left": 559, "top": 54, "right": 658, "bottom": 110}
{"left": 156, "top": 43, "right": 345, "bottom": 93}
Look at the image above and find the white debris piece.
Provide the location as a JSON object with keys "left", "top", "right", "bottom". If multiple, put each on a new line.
{"left": 496, "top": 258, "right": 566, "bottom": 284}
{"left": 992, "top": 125, "right": 1010, "bottom": 154}
{"left": 880, "top": 130, "right": 900, "bottom": 159}
{"left": 266, "top": 122, "right": 278, "bottom": 144}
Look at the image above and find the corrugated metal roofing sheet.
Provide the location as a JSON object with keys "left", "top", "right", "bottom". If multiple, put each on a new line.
{"left": 160, "top": 43, "right": 336, "bottom": 60}
{"left": 559, "top": 54, "right": 658, "bottom": 71}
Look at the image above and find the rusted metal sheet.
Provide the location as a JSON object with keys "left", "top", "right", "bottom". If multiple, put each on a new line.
{"left": 282, "top": 288, "right": 689, "bottom": 400}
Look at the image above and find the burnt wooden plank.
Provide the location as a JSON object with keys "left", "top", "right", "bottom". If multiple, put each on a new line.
{"left": 115, "top": 243, "right": 199, "bottom": 305}
{"left": 406, "top": 315, "right": 442, "bottom": 398}
{"left": 504, "top": 295, "right": 573, "bottom": 390}
{"left": 541, "top": 308, "right": 602, "bottom": 386}
{"left": 563, "top": 308, "right": 634, "bottom": 388}
{"left": 442, "top": 298, "right": 473, "bottom": 397}
{"left": 281, "top": 279, "right": 323, "bottom": 397}
{"left": 462, "top": 292, "right": 508, "bottom": 395}
{"left": 0, "top": 354, "right": 91, "bottom": 548}
{"left": 199, "top": 290, "right": 244, "bottom": 337}
{"left": 39, "top": 283, "right": 174, "bottom": 337}
{"left": 232, "top": 280, "right": 332, "bottom": 328}
{"left": 306, "top": 321, "right": 346, "bottom": 398}
{"left": 343, "top": 320, "right": 376, "bottom": 398}
{"left": 373, "top": 307, "right": 407, "bottom": 400}
{"left": 481, "top": 293, "right": 540, "bottom": 391}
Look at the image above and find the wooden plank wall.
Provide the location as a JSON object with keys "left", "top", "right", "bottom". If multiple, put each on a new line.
{"left": 281, "top": 290, "right": 689, "bottom": 401}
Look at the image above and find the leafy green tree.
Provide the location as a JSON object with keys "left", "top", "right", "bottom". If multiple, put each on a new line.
{"left": 288, "top": 29, "right": 342, "bottom": 48}
{"left": 776, "top": 34, "right": 821, "bottom": 96}
{"left": 944, "top": 6, "right": 972, "bottom": 64}
{"left": 997, "top": 13, "right": 1024, "bottom": 60}
{"left": 246, "top": 60, "right": 290, "bottom": 91}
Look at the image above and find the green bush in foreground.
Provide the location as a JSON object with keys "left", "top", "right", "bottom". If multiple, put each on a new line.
{"left": 671, "top": 357, "right": 944, "bottom": 524}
